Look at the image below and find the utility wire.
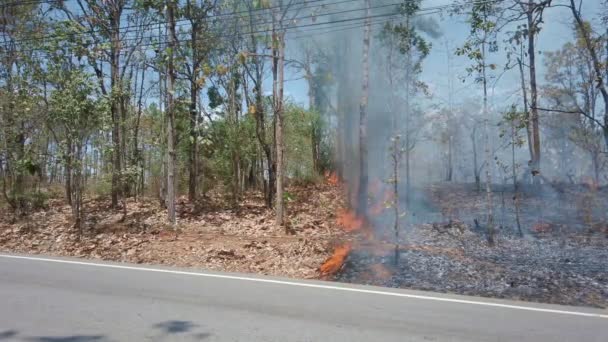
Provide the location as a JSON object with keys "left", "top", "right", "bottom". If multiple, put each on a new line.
{"left": 0, "top": 0, "right": 363, "bottom": 46}
{"left": 0, "top": 0, "right": 504, "bottom": 47}
{"left": 1, "top": 0, "right": 504, "bottom": 55}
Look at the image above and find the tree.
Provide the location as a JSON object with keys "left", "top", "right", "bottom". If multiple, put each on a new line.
{"left": 456, "top": 0, "right": 500, "bottom": 245}
{"left": 54, "top": 0, "right": 145, "bottom": 208}
{"left": 499, "top": 106, "right": 526, "bottom": 237}
{"left": 380, "top": 0, "right": 435, "bottom": 209}
{"left": 271, "top": 2, "right": 287, "bottom": 228}
{"left": 166, "top": 0, "right": 177, "bottom": 225}
{"left": 543, "top": 39, "right": 606, "bottom": 184}
{"left": 517, "top": 0, "right": 551, "bottom": 183}
{"left": 0, "top": 1, "right": 42, "bottom": 209}
{"left": 567, "top": 0, "right": 608, "bottom": 152}
{"left": 47, "top": 67, "right": 103, "bottom": 235}
{"left": 181, "top": 0, "right": 215, "bottom": 202}
{"left": 357, "top": 0, "right": 371, "bottom": 217}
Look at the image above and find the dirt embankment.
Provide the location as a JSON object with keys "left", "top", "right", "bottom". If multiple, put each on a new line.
{"left": 0, "top": 182, "right": 347, "bottom": 279}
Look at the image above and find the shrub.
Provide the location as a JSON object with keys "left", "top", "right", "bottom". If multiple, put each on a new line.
{"left": 10, "top": 190, "right": 50, "bottom": 214}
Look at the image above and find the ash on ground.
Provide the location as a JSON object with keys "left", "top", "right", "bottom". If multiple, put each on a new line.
{"left": 336, "top": 183, "right": 608, "bottom": 308}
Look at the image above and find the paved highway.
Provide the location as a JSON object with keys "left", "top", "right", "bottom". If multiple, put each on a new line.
{"left": 0, "top": 253, "right": 606, "bottom": 341}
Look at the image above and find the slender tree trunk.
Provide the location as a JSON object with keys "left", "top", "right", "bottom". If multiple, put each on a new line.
{"left": 73, "top": 142, "right": 83, "bottom": 238}
{"left": 230, "top": 72, "right": 240, "bottom": 205}
{"left": 512, "top": 121, "right": 523, "bottom": 237}
{"left": 188, "top": 13, "right": 200, "bottom": 202}
{"left": 65, "top": 139, "right": 73, "bottom": 206}
{"left": 110, "top": 10, "right": 122, "bottom": 209}
{"left": 403, "top": 13, "right": 413, "bottom": 208}
{"left": 307, "top": 68, "right": 321, "bottom": 174}
{"left": 158, "top": 22, "right": 167, "bottom": 208}
{"left": 517, "top": 54, "right": 534, "bottom": 168}
{"left": 272, "top": 13, "right": 286, "bottom": 228}
{"left": 482, "top": 39, "right": 495, "bottom": 245}
{"left": 357, "top": 0, "right": 371, "bottom": 217}
{"left": 166, "top": 0, "right": 177, "bottom": 225}
{"left": 471, "top": 127, "right": 480, "bottom": 190}
{"left": 133, "top": 64, "right": 145, "bottom": 199}
{"left": 392, "top": 137, "right": 400, "bottom": 265}
{"left": 527, "top": 7, "right": 541, "bottom": 184}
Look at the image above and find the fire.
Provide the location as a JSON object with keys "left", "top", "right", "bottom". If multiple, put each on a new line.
{"left": 369, "top": 188, "right": 395, "bottom": 216}
{"left": 319, "top": 243, "right": 351, "bottom": 276}
{"left": 370, "top": 263, "right": 392, "bottom": 280}
{"left": 532, "top": 222, "right": 552, "bottom": 233}
{"left": 336, "top": 208, "right": 364, "bottom": 232}
{"left": 325, "top": 171, "right": 340, "bottom": 186}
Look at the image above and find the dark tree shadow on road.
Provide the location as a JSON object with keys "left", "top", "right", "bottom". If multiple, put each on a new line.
{"left": 152, "top": 320, "right": 211, "bottom": 340}
{"left": 0, "top": 330, "right": 18, "bottom": 340}
{"left": 153, "top": 320, "right": 198, "bottom": 334}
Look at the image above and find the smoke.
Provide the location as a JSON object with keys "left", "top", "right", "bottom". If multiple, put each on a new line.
{"left": 285, "top": 0, "right": 607, "bottom": 238}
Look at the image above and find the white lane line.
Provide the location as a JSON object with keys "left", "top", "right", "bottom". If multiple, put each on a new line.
{"left": 1, "top": 253, "right": 607, "bottom": 319}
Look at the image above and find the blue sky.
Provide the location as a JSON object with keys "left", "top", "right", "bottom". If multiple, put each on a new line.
{"left": 282, "top": 0, "right": 605, "bottom": 111}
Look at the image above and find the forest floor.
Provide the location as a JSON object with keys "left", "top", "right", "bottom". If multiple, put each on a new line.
{"left": 1, "top": 180, "right": 607, "bottom": 308}
{"left": 0, "top": 180, "right": 346, "bottom": 279}
{"left": 336, "top": 182, "right": 608, "bottom": 308}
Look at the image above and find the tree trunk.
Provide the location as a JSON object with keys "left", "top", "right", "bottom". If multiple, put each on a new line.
{"left": 73, "top": 142, "right": 83, "bottom": 238}
{"left": 306, "top": 65, "right": 321, "bottom": 174}
{"left": 446, "top": 135, "right": 453, "bottom": 181}
{"left": 273, "top": 13, "right": 286, "bottom": 228}
{"left": 357, "top": 0, "right": 371, "bottom": 217}
{"left": 188, "top": 15, "right": 199, "bottom": 202}
{"left": 166, "top": 0, "right": 177, "bottom": 225}
{"left": 110, "top": 9, "right": 122, "bottom": 209}
{"left": 482, "top": 38, "right": 495, "bottom": 246}
{"left": 404, "top": 14, "right": 412, "bottom": 209}
{"left": 133, "top": 64, "right": 145, "bottom": 199}
{"left": 65, "top": 139, "right": 73, "bottom": 207}
{"left": 392, "top": 137, "right": 400, "bottom": 265}
{"left": 569, "top": 0, "right": 608, "bottom": 152}
{"left": 471, "top": 127, "right": 480, "bottom": 190}
{"left": 230, "top": 72, "right": 240, "bottom": 205}
{"left": 511, "top": 121, "right": 523, "bottom": 237}
{"left": 517, "top": 54, "right": 534, "bottom": 169}
{"left": 527, "top": 7, "right": 541, "bottom": 184}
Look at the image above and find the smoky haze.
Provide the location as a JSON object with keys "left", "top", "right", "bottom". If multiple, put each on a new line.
{"left": 284, "top": 0, "right": 607, "bottom": 237}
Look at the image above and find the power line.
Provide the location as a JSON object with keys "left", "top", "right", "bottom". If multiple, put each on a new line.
{"left": 1, "top": 0, "right": 505, "bottom": 55}
{"left": 0, "top": 0, "right": 56, "bottom": 8}
{"left": 1, "top": 0, "right": 503, "bottom": 48}
{"left": 0, "top": 0, "right": 360, "bottom": 45}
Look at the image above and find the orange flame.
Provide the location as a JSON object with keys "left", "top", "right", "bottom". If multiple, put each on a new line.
{"left": 532, "top": 222, "right": 552, "bottom": 233}
{"left": 336, "top": 208, "right": 364, "bottom": 232}
{"left": 325, "top": 171, "right": 340, "bottom": 186}
{"left": 320, "top": 243, "right": 351, "bottom": 276}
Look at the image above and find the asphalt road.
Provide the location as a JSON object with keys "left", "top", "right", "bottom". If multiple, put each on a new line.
{"left": 0, "top": 254, "right": 607, "bottom": 342}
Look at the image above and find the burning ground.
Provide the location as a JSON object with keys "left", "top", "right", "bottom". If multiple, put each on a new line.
{"left": 331, "top": 182, "right": 608, "bottom": 308}
{"left": 1, "top": 179, "right": 607, "bottom": 308}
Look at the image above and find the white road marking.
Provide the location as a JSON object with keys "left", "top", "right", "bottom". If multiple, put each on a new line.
{"left": 1, "top": 253, "right": 607, "bottom": 319}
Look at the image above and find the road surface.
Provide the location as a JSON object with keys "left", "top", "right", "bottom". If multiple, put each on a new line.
{"left": 0, "top": 253, "right": 606, "bottom": 341}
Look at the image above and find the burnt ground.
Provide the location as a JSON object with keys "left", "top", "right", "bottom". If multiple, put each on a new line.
{"left": 335, "top": 182, "right": 608, "bottom": 308}
{"left": 2, "top": 180, "right": 607, "bottom": 308}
